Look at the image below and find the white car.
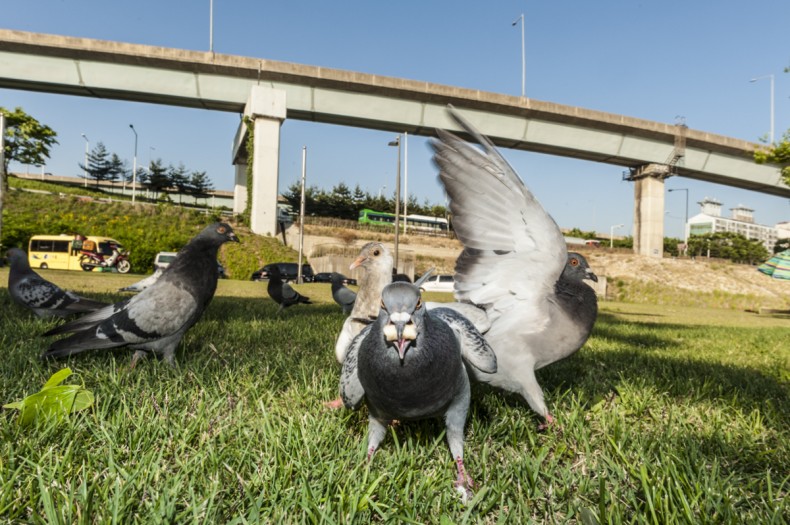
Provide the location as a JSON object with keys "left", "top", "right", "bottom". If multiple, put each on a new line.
{"left": 419, "top": 274, "right": 455, "bottom": 293}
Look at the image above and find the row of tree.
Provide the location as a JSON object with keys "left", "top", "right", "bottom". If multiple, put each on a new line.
{"left": 80, "top": 142, "right": 214, "bottom": 201}
{"left": 281, "top": 181, "right": 448, "bottom": 221}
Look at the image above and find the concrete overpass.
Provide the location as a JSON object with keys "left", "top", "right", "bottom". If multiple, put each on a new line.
{"left": 0, "top": 29, "right": 787, "bottom": 257}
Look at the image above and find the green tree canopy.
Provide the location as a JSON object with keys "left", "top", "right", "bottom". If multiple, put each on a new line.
{"left": 79, "top": 141, "right": 113, "bottom": 188}
{"left": 1, "top": 106, "right": 59, "bottom": 176}
{"left": 754, "top": 131, "right": 790, "bottom": 186}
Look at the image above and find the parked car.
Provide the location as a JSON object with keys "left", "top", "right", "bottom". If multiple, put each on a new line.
{"left": 251, "top": 263, "right": 314, "bottom": 283}
{"left": 419, "top": 274, "right": 455, "bottom": 293}
{"left": 154, "top": 251, "right": 225, "bottom": 278}
{"left": 313, "top": 272, "right": 358, "bottom": 285}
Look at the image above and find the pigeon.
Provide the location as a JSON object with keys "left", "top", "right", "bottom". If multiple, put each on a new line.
{"left": 6, "top": 247, "right": 109, "bottom": 318}
{"left": 118, "top": 267, "right": 164, "bottom": 293}
{"left": 339, "top": 281, "right": 497, "bottom": 501}
{"left": 333, "top": 242, "right": 394, "bottom": 364}
{"left": 42, "top": 223, "right": 239, "bottom": 366}
{"left": 330, "top": 272, "right": 357, "bottom": 314}
{"left": 266, "top": 265, "right": 312, "bottom": 312}
{"left": 430, "top": 107, "right": 599, "bottom": 427}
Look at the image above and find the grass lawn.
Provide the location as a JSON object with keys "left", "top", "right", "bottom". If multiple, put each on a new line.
{"left": 0, "top": 269, "right": 788, "bottom": 523}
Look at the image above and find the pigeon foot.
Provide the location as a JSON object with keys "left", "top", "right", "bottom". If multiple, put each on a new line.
{"left": 453, "top": 456, "right": 474, "bottom": 503}
{"left": 537, "top": 413, "right": 555, "bottom": 432}
{"left": 323, "top": 397, "right": 345, "bottom": 410}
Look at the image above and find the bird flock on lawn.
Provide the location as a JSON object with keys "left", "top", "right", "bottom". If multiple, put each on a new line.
{"left": 4, "top": 107, "right": 599, "bottom": 502}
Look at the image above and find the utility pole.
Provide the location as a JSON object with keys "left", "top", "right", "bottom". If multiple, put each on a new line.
{"left": 0, "top": 112, "right": 5, "bottom": 256}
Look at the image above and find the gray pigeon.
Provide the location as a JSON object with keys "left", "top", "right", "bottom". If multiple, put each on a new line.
{"left": 334, "top": 242, "right": 393, "bottom": 363}
{"left": 431, "top": 107, "right": 599, "bottom": 427}
{"left": 42, "top": 223, "right": 239, "bottom": 366}
{"left": 340, "top": 281, "right": 496, "bottom": 501}
{"left": 266, "top": 265, "right": 312, "bottom": 313}
{"left": 6, "top": 248, "right": 108, "bottom": 318}
{"left": 330, "top": 272, "right": 356, "bottom": 314}
{"left": 119, "top": 267, "right": 164, "bottom": 293}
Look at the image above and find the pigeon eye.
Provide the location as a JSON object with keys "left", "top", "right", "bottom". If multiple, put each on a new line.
{"left": 217, "top": 226, "right": 227, "bottom": 234}
{"left": 570, "top": 258, "right": 579, "bottom": 266}
{"left": 373, "top": 249, "right": 380, "bottom": 256}
{"left": 416, "top": 298, "right": 422, "bottom": 309}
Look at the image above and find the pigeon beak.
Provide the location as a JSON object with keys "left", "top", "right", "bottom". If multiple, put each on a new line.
{"left": 228, "top": 232, "right": 240, "bottom": 243}
{"left": 586, "top": 269, "right": 598, "bottom": 283}
{"left": 384, "top": 312, "right": 417, "bottom": 362}
{"left": 349, "top": 255, "right": 366, "bottom": 271}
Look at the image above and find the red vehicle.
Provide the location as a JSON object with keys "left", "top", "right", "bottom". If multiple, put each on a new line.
{"left": 76, "top": 236, "right": 132, "bottom": 273}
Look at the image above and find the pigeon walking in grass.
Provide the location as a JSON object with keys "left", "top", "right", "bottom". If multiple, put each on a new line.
{"left": 339, "top": 281, "right": 496, "bottom": 501}
{"left": 266, "top": 265, "right": 312, "bottom": 313}
{"left": 330, "top": 272, "right": 356, "bottom": 314}
{"left": 431, "top": 107, "right": 598, "bottom": 428}
{"left": 7, "top": 248, "right": 108, "bottom": 318}
{"left": 42, "top": 223, "right": 239, "bottom": 367}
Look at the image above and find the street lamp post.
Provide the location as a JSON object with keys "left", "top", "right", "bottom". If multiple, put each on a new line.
{"left": 512, "top": 13, "right": 525, "bottom": 98}
{"left": 668, "top": 188, "right": 689, "bottom": 249}
{"left": 388, "top": 135, "right": 401, "bottom": 273}
{"left": 750, "top": 74, "right": 775, "bottom": 144}
{"left": 403, "top": 132, "right": 408, "bottom": 235}
{"left": 129, "top": 124, "right": 138, "bottom": 204}
{"left": 81, "top": 133, "right": 89, "bottom": 187}
{"left": 609, "top": 224, "right": 624, "bottom": 249}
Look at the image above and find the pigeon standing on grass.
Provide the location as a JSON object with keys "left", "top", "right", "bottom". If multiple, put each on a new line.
{"left": 431, "top": 107, "right": 598, "bottom": 428}
{"left": 42, "top": 223, "right": 239, "bottom": 367}
{"left": 266, "top": 265, "right": 312, "bottom": 313}
{"left": 330, "top": 272, "right": 357, "bottom": 314}
{"left": 7, "top": 248, "right": 109, "bottom": 318}
{"left": 333, "top": 242, "right": 394, "bottom": 364}
{"left": 339, "top": 281, "right": 496, "bottom": 501}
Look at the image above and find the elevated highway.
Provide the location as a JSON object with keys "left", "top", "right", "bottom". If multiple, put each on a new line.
{"left": 0, "top": 29, "right": 787, "bottom": 256}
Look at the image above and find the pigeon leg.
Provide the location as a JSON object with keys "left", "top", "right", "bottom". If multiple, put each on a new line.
{"left": 130, "top": 350, "right": 148, "bottom": 369}
{"left": 366, "top": 416, "right": 389, "bottom": 462}
{"left": 323, "top": 397, "right": 345, "bottom": 410}
{"left": 518, "top": 366, "right": 551, "bottom": 424}
{"left": 537, "top": 413, "right": 555, "bottom": 431}
{"left": 445, "top": 376, "right": 473, "bottom": 499}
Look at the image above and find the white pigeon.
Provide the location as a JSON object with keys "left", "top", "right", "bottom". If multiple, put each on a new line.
{"left": 42, "top": 223, "right": 239, "bottom": 367}
{"left": 430, "top": 107, "right": 599, "bottom": 427}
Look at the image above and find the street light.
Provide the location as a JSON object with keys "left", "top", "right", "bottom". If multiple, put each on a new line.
{"left": 512, "top": 13, "right": 525, "bottom": 98}
{"left": 209, "top": 0, "right": 214, "bottom": 52}
{"left": 129, "top": 124, "right": 138, "bottom": 204}
{"left": 609, "top": 224, "right": 624, "bottom": 249}
{"left": 668, "top": 188, "right": 689, "bottom": 246}
{"left": 750, "top": 74, "right": 774, "bottom": 144}
{"left": 81, "top": 133, "right": 89, "bottom": 188}
{"left": 388, "top": 135, "right": 401, "bottom": 273}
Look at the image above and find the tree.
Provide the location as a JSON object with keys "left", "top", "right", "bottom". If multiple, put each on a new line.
{"left": 79, "top": 142, "right": 112, "bottom": 188}
{"left": 146, "top": 159, "right": 170, "bottom": 198}
{"left": 754, "top": 131, "right": 790, "bottom": 186}
{"left": 0, "top": 106, "right": 58, "bottom": 191}
{"left": 189, "top": 171, "right": 214, "bottom": 205}
{"left": 107, "top": 154, "right": 126, "bottom": 187}
{"left": 168, "top": 163, "right": 190, "bottom": 203}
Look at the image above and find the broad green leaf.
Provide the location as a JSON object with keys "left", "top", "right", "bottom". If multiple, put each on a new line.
{"left": 2, "top": 368, "right": 94, "bottom": 427}
{"left": 42, "top": 367, "right": 73, "bottom": 389}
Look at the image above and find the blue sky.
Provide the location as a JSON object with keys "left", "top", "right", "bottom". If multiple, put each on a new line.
{"left": 2, "top": 0, "right": 789, "bottom": 239}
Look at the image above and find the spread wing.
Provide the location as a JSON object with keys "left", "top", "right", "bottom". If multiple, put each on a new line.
{"left": 431, "top": 107, "right": 567, "bottom": 330}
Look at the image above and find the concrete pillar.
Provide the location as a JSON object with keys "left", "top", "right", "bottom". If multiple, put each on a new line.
{"left": 246, "top": 86, "right": 286, "bottom": 236}
{"left": 631, "top": 163, "right": 669, "bottom": 258}
{"left": 233, "top": 163, "right": 247, "bottom": 214}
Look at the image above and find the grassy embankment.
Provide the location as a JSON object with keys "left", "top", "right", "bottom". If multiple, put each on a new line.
{"left": 0, "top": 267, "right": 787, "bottom": 523}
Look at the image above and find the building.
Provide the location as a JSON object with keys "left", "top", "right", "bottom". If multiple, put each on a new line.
{"left": 686, "top": 197, "right": 780, "bottom": 252}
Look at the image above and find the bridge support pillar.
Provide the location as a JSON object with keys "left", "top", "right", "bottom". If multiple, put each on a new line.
{"left": 233, "top": 163, "right": 247, "bottom": 214}
{"left": 236, "top": 86, "right": 286, "bottom": 236}
{"left": 631, "top": 163, "right": 669, "bottom": 258}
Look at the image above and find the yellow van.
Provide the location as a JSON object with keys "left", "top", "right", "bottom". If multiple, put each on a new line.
{"left": 28, "top": 234, "right": 127, "bottom": 271}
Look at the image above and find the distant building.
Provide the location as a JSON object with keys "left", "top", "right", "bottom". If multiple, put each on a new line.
{"left": 686, "top": 197, "right": 780, "bottom": 252}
